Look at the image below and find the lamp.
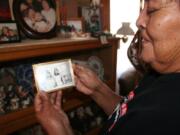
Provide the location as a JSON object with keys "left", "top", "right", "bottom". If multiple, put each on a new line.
{"left": 116, "top": 22, "right": 135, "bottom": 43}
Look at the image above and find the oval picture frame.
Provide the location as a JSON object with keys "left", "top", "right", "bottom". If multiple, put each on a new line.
{"left": 13, "top": 0, "right": 57, "bottom": 39}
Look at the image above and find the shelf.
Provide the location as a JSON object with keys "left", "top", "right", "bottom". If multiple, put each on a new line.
{"left": 0, "top": 79, "right": 114, "bottom": 134}
{"left": 0, "top": 37, "right": 119, "bottom": 62}
{"left": 0, "top": 97, "right": 92, "bottom": 135}
{"left": 85, "top": 127, "right": 101, "bottom": 135}
{"left": 0, "top": 106, "right": 36, "bottom": 135}
{"left": 0, "top": 37, "right": 119, "bottom": 134}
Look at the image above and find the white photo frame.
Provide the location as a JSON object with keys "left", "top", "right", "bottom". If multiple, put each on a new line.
{"left": 67, "top": 18, "right": 84, "bottom": 32}
{"left": 33, "top": 59, "right": 75, "bottom": 93}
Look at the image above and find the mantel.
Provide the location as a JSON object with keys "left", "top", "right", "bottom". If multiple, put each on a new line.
{"left": 0, "top": 37, "right": 119, "bottom": 62}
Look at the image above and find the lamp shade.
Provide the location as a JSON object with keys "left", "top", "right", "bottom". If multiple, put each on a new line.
{"left": 116, "top": 22, "right": 134, "bottom": 36}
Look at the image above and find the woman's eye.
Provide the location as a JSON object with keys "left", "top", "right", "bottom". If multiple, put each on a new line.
{"left": 147, "top": 9, "right": 158, "bottom": 15}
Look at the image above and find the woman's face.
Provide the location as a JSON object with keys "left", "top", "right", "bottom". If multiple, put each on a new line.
{"left": 136, "top": 0, "right": 180, "bottom": 73}
{"left": 35, "top": 12, "right": 43, "bottom": 21}
{"left": 2, "top": 27, "right": 9, "bottom": 35}
{"left": 20, "top": 3, "right": 28, "bottom": 11}
{"left": 28, "top": 9, "right": 36, "bottom": 19}
{"left": 42, "top": 0, "right": 50, "bottom": 10}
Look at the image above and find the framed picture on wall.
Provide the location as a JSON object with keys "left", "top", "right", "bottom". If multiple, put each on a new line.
{"left": 33, "top": 59, "right": 75, "bottom": 93}
{"left": 13, "top": 0, "right": 57, "bottom": 39}
{"left": 0, "top": 21, "right": 21, "bottom": 44}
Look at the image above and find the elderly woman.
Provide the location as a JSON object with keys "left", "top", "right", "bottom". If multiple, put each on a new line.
{"left": 34, "top": 0, "right": 180, "bottom": 135}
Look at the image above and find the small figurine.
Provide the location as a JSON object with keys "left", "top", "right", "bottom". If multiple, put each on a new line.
{"left": 7, "top": 84, "right": 17, "bottom": 98}
{"left": 21, "top": 96, "right": 32, "bottom": 109}
{"left": 9, "top": 95, "right": 20, "bottom": 111}
{"left": 17, "top": 86, "right": 28, "bottom": 98}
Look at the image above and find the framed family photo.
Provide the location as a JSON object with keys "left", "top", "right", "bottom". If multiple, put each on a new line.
{"left": 0, "top": 21, "right": 21, "bottom": 44}
{"left": 67, "top": 18, "right": 84, "bottom": 32}
{"left": 13, "top": 0, "right": 57, "bottom": 39}
{"left": 33, "top": 59, "right": 75, "bottom": 93}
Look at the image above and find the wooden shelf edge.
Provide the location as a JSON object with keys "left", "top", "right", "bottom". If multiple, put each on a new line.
{"left": 0, "top": 97, "right": 92, "bottom": 134}
{"left": 0, "top": 78, "right": 113, "bottom": 134}
{"left": 0, "top": 106, "right": 36, "bottom": 134}
{"left": 0, "top": 38, "right": 119, "bottom": 62}
{"left": 0, "top": 106, "right": 35, "bottom": 125}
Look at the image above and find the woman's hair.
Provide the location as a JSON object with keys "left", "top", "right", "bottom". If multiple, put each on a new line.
{"left": 127, "top": 30, "right": 151, "bottom": 75}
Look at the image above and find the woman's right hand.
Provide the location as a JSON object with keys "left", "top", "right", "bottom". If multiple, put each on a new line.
{"left": 73, "top": 64, "right": 104, "bottom": 95}
{"left": 73, "top": 64, "right": 121, "bottom": 115}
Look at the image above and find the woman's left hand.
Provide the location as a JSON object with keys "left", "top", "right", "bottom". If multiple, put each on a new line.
{"left": 34, "top": 91, "right": 73, "bottom": 135}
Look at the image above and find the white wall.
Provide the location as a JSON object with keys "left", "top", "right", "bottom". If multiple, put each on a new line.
{"left": 110, "top": 0, "right": 140, "bottom": 34}
{"left": 110, "top": 0, "right": 140, "bottom": 92}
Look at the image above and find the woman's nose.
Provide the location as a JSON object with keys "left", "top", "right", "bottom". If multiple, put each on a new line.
{"left": 136, "top": 9, "right": 147, "bottom": 30}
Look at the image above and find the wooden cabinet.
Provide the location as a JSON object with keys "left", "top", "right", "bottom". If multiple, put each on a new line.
{"left": 0, "top": 0, "right": 114, "bottom": 134}
{"left": 0, "top": 37, "right": 119, "bottom": 135}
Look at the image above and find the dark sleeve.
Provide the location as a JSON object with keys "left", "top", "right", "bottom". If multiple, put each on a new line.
{"left": 111, "top": 107, "right": 180, "bottom": 135}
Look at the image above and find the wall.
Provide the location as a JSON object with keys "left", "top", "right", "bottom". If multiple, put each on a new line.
{"left": 110, "top": 0, "right": 140, "bottom": 92}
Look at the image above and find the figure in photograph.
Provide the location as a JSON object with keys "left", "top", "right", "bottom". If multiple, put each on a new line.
{"left": 8, "top": 29, "right": 19, "bottom": 41}
{"left": 53, "top": 67, "right": 65, "bottom": 86}
{"left": 61, "top": 74, "right": 72, "bottom": 84}
{"left": 58, "top": 63, "right": 72, "bottom": 85}
{"left": 23, "top": 8, "right": 36, "bottom": 29}
{"left": 0, "top": 26, "right": 10, "bottom": 41}
{"left": 20, "top": 2, "right": 29, "bottom": 17}
{"left": 44, "top": 70, "right": 57, "bottom": 90}
{"left": 26, "top": 0, "right": 34, "bottom": 9}
{"left": 41, "top": 0, "right": 56, "bottom": 30}
{"left": 34, "top": 12, "right": 51, "bottom": 32}
{"left": 54, "top": 67, "right": 60, "bottom": 76}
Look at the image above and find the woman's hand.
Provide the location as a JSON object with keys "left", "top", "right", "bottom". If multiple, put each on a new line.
{"left": 73, "top": 64, "right": 104, "bottom": 95}
{"left": 34, "top": 91, "right": 73, "bottom": 135}
{"left": 73, "top": 64, "right": 122, "bottom": 115}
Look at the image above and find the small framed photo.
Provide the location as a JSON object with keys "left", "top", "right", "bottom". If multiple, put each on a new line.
{"left": 81, "top": 6, "right": 102, "bottom": 33}
{"left": 13, "top": 0, "right": 57, "bottom": 39}
{"left": 0, "top": 21, "right": 21, "bottom": 44}
{"left": 33, "top": 59, "right": 75, "bottom": 93}
{"left": 67, "top": 18, "right": 84, "bottom": 32}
